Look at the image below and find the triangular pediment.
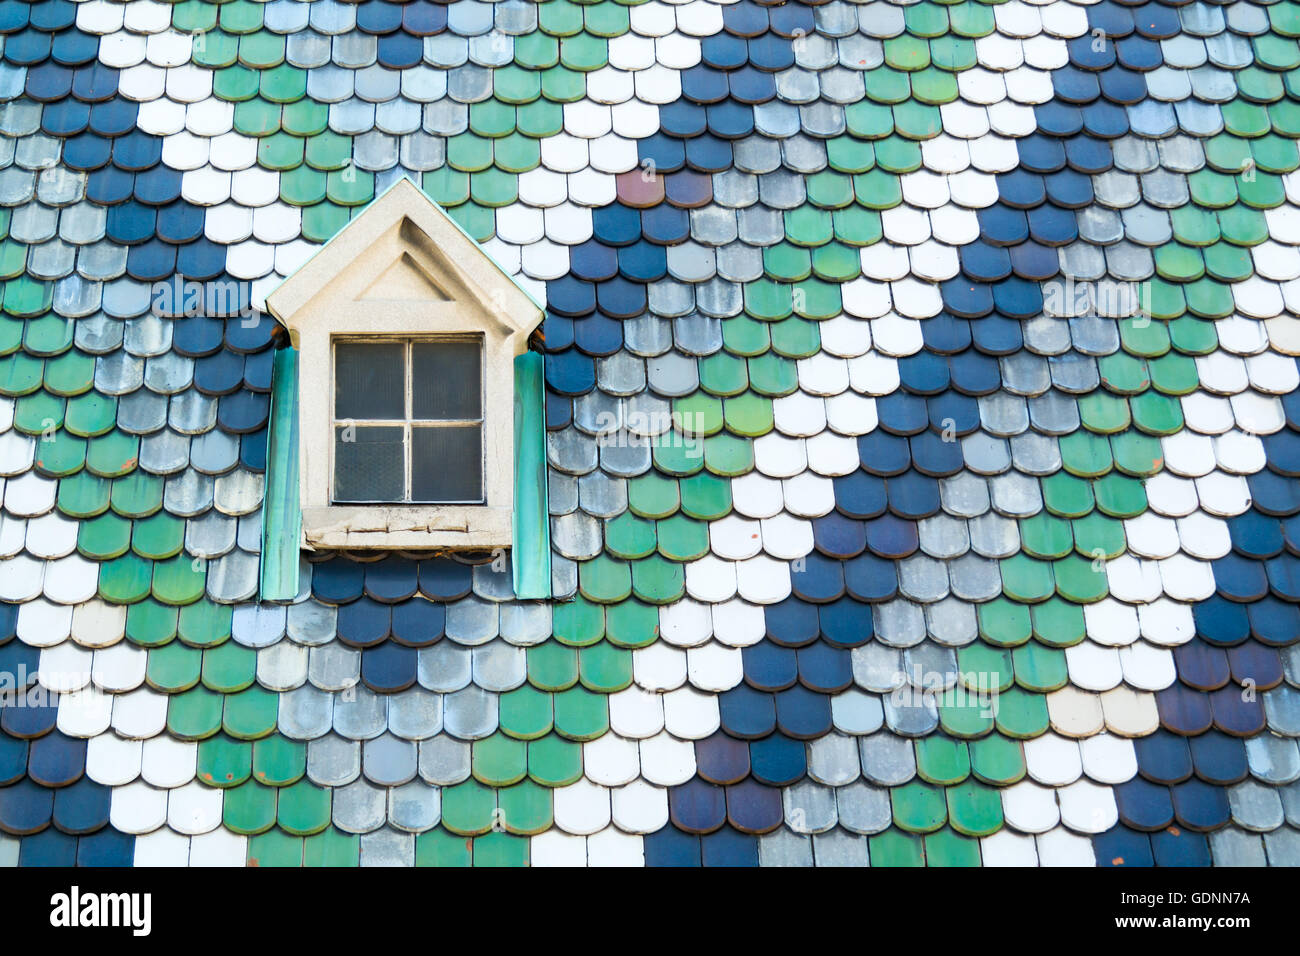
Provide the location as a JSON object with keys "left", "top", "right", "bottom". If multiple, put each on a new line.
{"left": 359, "top": 252, "right": 453, "bottom": 302}
{"left": 265, "top": 178, "right": 543, "bottom": 346}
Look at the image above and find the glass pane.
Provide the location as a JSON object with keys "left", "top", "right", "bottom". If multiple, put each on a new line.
{"left": 411, "top": 425, "right": 482, "bottom": 503}
{"left": 334, "top": 425, "right": 404, "bottom": 502}
{"left": 412, "top": 341, "right": 481, "bottom": 420}
{"left": 334, "top": 342, "right": 404, "bottom": 420}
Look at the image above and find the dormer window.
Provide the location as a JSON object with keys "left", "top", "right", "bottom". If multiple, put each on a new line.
{"left": 263, "top": 178, "right": 545, "bottom": 553}
{"left": 332, "top": 337, "right": 485, "bottom": 505}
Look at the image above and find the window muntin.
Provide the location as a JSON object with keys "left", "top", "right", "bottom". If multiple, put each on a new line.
{"left": 332, "top": 337, "right": 483, "bottom": 504}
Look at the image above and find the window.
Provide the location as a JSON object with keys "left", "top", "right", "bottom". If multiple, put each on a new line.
{"left": 264, "top": 177, "right": 545, "bottom": 552}
{"left": 332, "top": 338, "right": 483, "bottom": 504}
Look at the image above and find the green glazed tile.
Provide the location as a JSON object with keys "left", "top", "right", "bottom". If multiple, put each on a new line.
{"left": 577, "top": 553, "right": 632, "bottom": 603}
{"left": 109, "top": 472, "right": 164, "bottom": 518}
{"left": 253, "top": 735, "right": 307, "bottom": 787}
{"left": 224, "top": 780, "right": 277, "bottom": 835}
{"left": 748, "top": 352, "right": 799, "bottom": 395}
{"left": 560, "top": 33, "right": 607, "bottom": 71}
{"left": 628, "top": 471, "right": 680, "bottom": 519}
{"left": 472, "top": 831, "right": 530, "bottom": 867}
{"left": 303, "top": 828, "right": 358, "bottom": 867}
{"left": 914, "top": 736, "right": 970, "bottom": 786}
{"left": 766, "top": 240, "right": 813, "bottom": 279}
{"left": 247, "top": 829, "right": 302, "bottom": 867}
{"left": 1058, "top": 430, "right": 1113, "bottom": 478}
{"left": 891, "top": 780, "right": 947, "bottom": 833}
{"left": 924, "top": 827, "right": 983, "bottom": 866}
{"left": 64, "top": 392, "right": 116, "bottom": 437}
{"left": 679, "top": 471, "right": 731, "bottom": 521}
{"left": 1052, "top": 553, "right": 1109, "bottom": 603}
{"left": 152, "top": 555, "right": 207, "bottom": 606}
{"left": 992, "top": 687, "right": 1050, "bottom": 739}
{"left": 43, "top": 350, "right": 94, "bottom": 395}
{"left": 630, "top": 553, "right": 685, "bottom": 604}
{"left": 201, "top": 640, "right": 257, "bottom": 693}
{"left": 495, "top": 780, "right": 553, "bottom": 836}
{"left": 1072, "top": 511, "right": 1126, "bottom": 562}
{"left": 893, "top": 100, "right": 942, "bottom": 140}
{"left": 1110, "top": 429, "right": 1164, "bottom": 477}
{"left": 301, "top": 202, "right": 350, "bottom": 243}
{"left": 703, "top": 433, "right": 753, "bottom": 477}
{"left": 168, "top": 686, "right": 224, "bottom": 740}
{"left": 1130, "top": 390, "right": 1184, "bottom": 435}
{"left": 78, "top": 512, "right": 132, "bottom": 561}
{"left": 282, "top": 99, "right": 328, "bottom": 137}
{"left": 553, "top": 686, "right": 609, "bottom": 741}
{"left": 498, "top": 685, "right": 554, "bottom": 740}
{"left": 415, "top": 828, "right": 471, "bottom": 867}
{"left": 233, "top": 97, "right": 282, "bottom": 136}
{"left": 98, "top": 554, "right": 153, "bottom": 604}
{"left": 212, "top": 64, "right": 260, "bottom": 102}
{"left": 1093, "top": 472, "right": 1146, "bottom": 519}
{"left": 578, "top": 641, "right": 633, "bottom": 693}
{"left": 223, "top": 685, "right": 279, "bottom": 740}
{"left": 1040, "top": 468, "right": 1092, "bottom": 520}
{"left": 1147, "top": 353, "right": 1199, "bottom": 395}
{"left": 277, "top": 780, "right": 332, "bottom": 836}
{"left": 927, "top": 36, "right": 975, "bottom": 73}
{"left": 998, "top": 554, "right": 1054, "bottom": 604}
{"left": 1012, "top": 642, "right": 1069, "bottom": 693}
{"left": 527, "top": 734, "right": 583, "bottom": 787}
{"left": 527, "top": 642, "right": 579, "bottom": 691}
{"left": 472, "top": 733, "right": 528, "bottom": 787}
{"left": 1170, "top": 205, "right": 1220, "bottom": 246}
{"left": 1078, "top": 391, "right": 1131, "bottom": 434}
{"left": 1019, "top": 512, "right": 1073, "bottom": 560}
{"left": 437, "top": 780, "right": 496, "bottom": 839}
{"left": 86, "top": 431, "right": 140, "bottom": 479}
{"left": 305, "top": 130, "right": 352, "bottom": 171}
{"left": 884, "top": 34, "right": 931, "bottom": 71}
{"left": 198, "top": 734, "right": 253, "bottom": 788}
{"left": 146, "top": 640, "right": 201, "bottom": 692}
{"left": 604, "top": 599, "right": 659, "bottom": 649}
{"left": 131, "top": 512, "right": 185, "bottom": 560}
{"left": 968, "top": 734, "right": 1025, "bottom": 786}
{"left": 1098, "top": 352, "right": 1150, "bottom": 394}
{"left": 34, "top": 432, "right": 85, "bottom": 478}
{"left": 327, "top": 168, "right": 376, "bottom": 205}
{"left": 869, "top": 828, "right": 925, "bottom": 867}
{"left": 945, "top": 781, "right": 1002, "bottom": 837}
{"left": 1183, "top": 277, "right": 1235, "bottom": 319}
{"left": 179, "top": 601, "right": 232, "bottom": 648}
{"left": 469, "top": 100, "right": 517, "bottom": 138}
{"left": 540, "top": 66, "right": 585, "bottom": 102}
{"left": 722, "top": 392, "right": 773, "bottom": 438}
{"left": 976, "top": 598, "right": 1031, "bottom": 647}
{"left": 1030, "top": 598, "right": 1087, "bottom": 648}
{"left": 126, "top": 599, "right": 179, "bottom": 647}
{"left": 937, "top": 684, "right": 995, "bottom": 739}
{"left": 956, "top": 642, "right": 1014, "bottom": 692}
{"left": 552, "top": 597, "right": 603, "bottom": 646}
{"left": 845, "top": 101, "right": 894, "bottom": 140}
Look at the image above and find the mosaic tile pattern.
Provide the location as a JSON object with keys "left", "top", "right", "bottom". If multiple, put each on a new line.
{"left": 1, "top": 0, "right": 1299, "bottom": 867}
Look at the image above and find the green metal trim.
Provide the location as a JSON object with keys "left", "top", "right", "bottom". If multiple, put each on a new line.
{"left": 512, "top": 351, "right": 550, "bottom": 599}
{"left": 260, "top": 346, "right": 301, "bottom": 601}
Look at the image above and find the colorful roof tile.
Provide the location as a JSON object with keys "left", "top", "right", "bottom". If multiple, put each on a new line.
{"left": 1, "top": 0, "right": 1299, "bottom": 868}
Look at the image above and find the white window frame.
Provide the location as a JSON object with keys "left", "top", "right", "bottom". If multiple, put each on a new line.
{"left": 330, "top": 335, "right": 486, "bottom": 505}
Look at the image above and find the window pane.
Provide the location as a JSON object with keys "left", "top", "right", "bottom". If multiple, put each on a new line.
{"left": 335, "top": 342, "right": 404, "bottom": 420}
{"left": 334, "top": 425, "right": 404, "bottom": 502}
{"left": 412, "top": 341, "right": 481, "bottom": 420}
{"left": 411, "top": 425, "right": 482, "bottom": 502}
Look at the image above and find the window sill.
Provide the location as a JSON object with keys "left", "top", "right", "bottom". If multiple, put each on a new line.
{"left": 301, "top": 504, "right": 512, "bottom": 550}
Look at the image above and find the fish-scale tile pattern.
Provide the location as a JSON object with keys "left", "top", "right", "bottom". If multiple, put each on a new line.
{"left": 1, "top": 0, "right": 1300, "bottom": 866}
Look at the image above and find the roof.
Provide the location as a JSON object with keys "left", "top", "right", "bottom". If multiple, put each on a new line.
{"left": 0, "top": 0, "right": 1298, "bottom": 868}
